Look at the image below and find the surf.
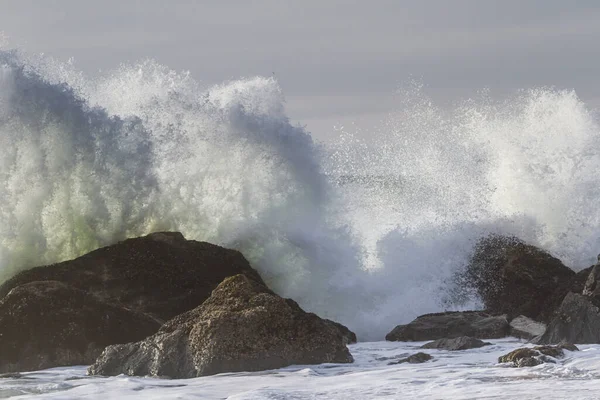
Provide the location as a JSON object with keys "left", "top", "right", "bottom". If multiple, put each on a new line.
{"left": 1, "top": 48, "right": 599, "bottom": 340}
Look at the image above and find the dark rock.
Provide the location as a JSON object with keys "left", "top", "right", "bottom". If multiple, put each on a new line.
{"left": 509, "top": 315, "right": 546, "bottom": 340}
{"left": 498, "top": 345, "right": 569, "bottom": 367}
{"left": 498, "top": 348, "right": 538, "bottom": 364}
{"left": 0, "top": 232, "right": 267, "bottom": 373}
{"left": 0, "top": 281, "right": 160, "bottom": 374}
{"left": 420, "top": 336, "right": 490, "bottom": 351}
{"left": 464, "top": 235, "right": 574, "bottom": 322}
{"left": 0, "top": 232, "right": 265, "bottom": 322}
{"left": 534, "top": 292, "right": 600, "bottom": 344}
{"left": 516, "top": 357, "right": 544, "bottom": 367}
{"left": 387, "top": 352, "right": 432, "bottom": 365}
{"left": 385, "top": 311, "right": 509, "bottom": 341}
{"left": 325, "top": 319, "right": 357, "bottom": 344}
{"left": 88, "top": 275, "right": 354, "bottom": 378}
{"left": 498, "top": 343, "right": 577, "bottom": 368}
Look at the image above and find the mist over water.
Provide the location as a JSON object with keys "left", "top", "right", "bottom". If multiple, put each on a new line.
{"left": 1, "top": 49, "right": 600, "bottom": 340}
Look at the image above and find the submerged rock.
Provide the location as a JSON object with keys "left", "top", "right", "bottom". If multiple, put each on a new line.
{"left": 0, "top": 232, "right": 265, "bottom": 373}
{"left": 498, "top": 344, "right": 577, "bottom": 367}
{"left": 464, "top": 235, "right": 574, "bottom": 322}
{"left": 387, "top": 352, "right": 432, "bottom": 365}
{"left": 420, "top": 336, "right": 490, "bottom": 351}
{"left": 88, "top": 275, "right": 354, "bottom": 378}
{"left": 385, "top": 311, "right": 508, "bottom": 341}
{"left": 509, "top": 315, "right": 547, "bottom": 340}
{"left": 0, "top": 281, "right": 160, "bottom": 373}
{"left": 535, "top": 292, "right": 600, "bottom": 344}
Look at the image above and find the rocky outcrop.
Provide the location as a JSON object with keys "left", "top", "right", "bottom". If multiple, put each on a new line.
{"left": 385, "top": 311, "right": 509, "bottom": 342}
{"left": 0, "top": 232, "right": 266, "bottom": 373}
{"left": 420, "top": 336, "right": 490, "bottom": 351}
{"left": 534, "top": 292, "right": 600, "bottom": 344}
{"left": 0, "top": 281, "right": 160, "bottom": 373}
{"left": 498, "top": 344, "right": 578, "bottom": 367}
{"left": 88, "top": 275, "right": 354, "bottom": 378}
{"left": 509, "top": 315, "right": 546, "bottom": 340}
{"left": 0, "top": 232, "right": 264, "bottom": 322}
{"left": 387, "top": 352, "right": 432, "bottom": 365}
{"left": 464, "top": 235, "right": 575, "bottom": 322}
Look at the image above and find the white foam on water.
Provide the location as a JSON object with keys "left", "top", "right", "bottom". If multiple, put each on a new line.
{"left": 1, "top": 49, "right": 600, "bottom": 339}
{"left": 2, "top": 340, "right": 600, "bottom": 400}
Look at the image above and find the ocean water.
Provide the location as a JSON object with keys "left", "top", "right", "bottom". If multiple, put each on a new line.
{"left": 2, "top": 340, "right": 600, "bottom": 399}
{"left": 2, "top": 48, "right": 600, "bottom": 340}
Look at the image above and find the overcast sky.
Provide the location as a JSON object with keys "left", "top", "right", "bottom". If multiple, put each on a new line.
{"left": 1, "top": 0, "right": 599, "bottom": 141}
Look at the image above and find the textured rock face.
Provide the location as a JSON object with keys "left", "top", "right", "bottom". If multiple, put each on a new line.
{"left": 464, "top": 235, "right": 575, "bottom": 322}
{"left": 509, "top": 316, "right": 547, "bottom": 340}
{"left": 498, "top": 344, "right": 578, "bottom": 367}
{"left": 420, "top": 336, "right": 490, "bottom": 351}
{"left": 535, "top": 292, "right": 600, "bottom": 344}
{"left": 0, "top": 281, "right": 160, "bottom": 373}
{"left": 0, "top": 232, "right": 264, "bottom": 322}
{"left": 0, "top": 232, "right": 266, "bottom": 373}
{"left": 385, "top": 311, "right": 509, "bottom": 342}
{"left": 88, "top": 275, "right": 354, "bottom": 378}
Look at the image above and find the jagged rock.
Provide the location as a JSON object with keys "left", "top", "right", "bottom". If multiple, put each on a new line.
{"left": 385, "top": 311, "right": 509, "bottom": 341}
{"left": 509, "top": 315, "right": 546, "bottom": 340}
{"left": 387, "top": 352, "right": 432, "bottom": 365}
{"left": 420, "top": 336, "right": 490, "bottom": 351}
{"left": 0, "top": 232, "right": 266, "bottom": 373}
{"left": 0, "top": 281, "right": 160, "bottom": 374}
{"left": 88, "top": 275, "right": 354, "bottom": 378}
{"left": 498, "top": 344, "right": 577, "bottom": 367}
{"left": 535, "top": 292, "right": 600, "bottom": 344}
{"left": 463, "top": 235, "right": 575, "bottom": 322}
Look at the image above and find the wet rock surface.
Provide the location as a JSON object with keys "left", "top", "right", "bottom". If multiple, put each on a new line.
{"left": 463, "top": 235, "right": 575, "bottom": 322}
{"left": 387, "top": 352, "right": 432, "bottom": 365}
{"left": 0, "top": 281, "right": 160, "bottom": 373}
{"left": 89, "top": 275, "right": 355, "bottom": 378}
{"left": 0, "top": 232, "right": 265, "bottom": 373}
{"left": 498, "top": 344, "right": 578, "bottom": 367}
{"left": 0, "top": 232, "right": 264, "bottom": 322}
{"left": 535, "top": 292, "right": 600, "bottom": 344}
{"left": 385, "top": 311, "right": 509, "bottom": 341}
{"left": 420, "top": 336, "right": 491, "bottom": 351}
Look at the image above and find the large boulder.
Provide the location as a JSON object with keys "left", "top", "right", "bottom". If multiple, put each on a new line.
{"left": 385, "top": 311, "right": 509, "bottom": 341}
{"left": 0, "top": 281, "right": 160, "bottom": 373}
{"left": 0, "top": 232, "right": 264, "bottom": 322}
{"left": 88, "top": 275, "right": 354, "bottom": 378}
{"left": 0, "top": 232, "right": 266, "bottom": 373}
{"left": 534, "top": 292, "right": 600, "bottom": 344}
{"left": 464, "top": 235, "right": 575, "bottom": 322}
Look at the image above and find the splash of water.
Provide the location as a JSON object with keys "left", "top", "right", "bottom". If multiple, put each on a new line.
{"left": 1, "top": 49, "right": 599, "bottom": 340}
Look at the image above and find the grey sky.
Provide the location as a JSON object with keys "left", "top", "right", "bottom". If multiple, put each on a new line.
{"left": 1, "top": 0, "right": 599, "bottom": 141}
